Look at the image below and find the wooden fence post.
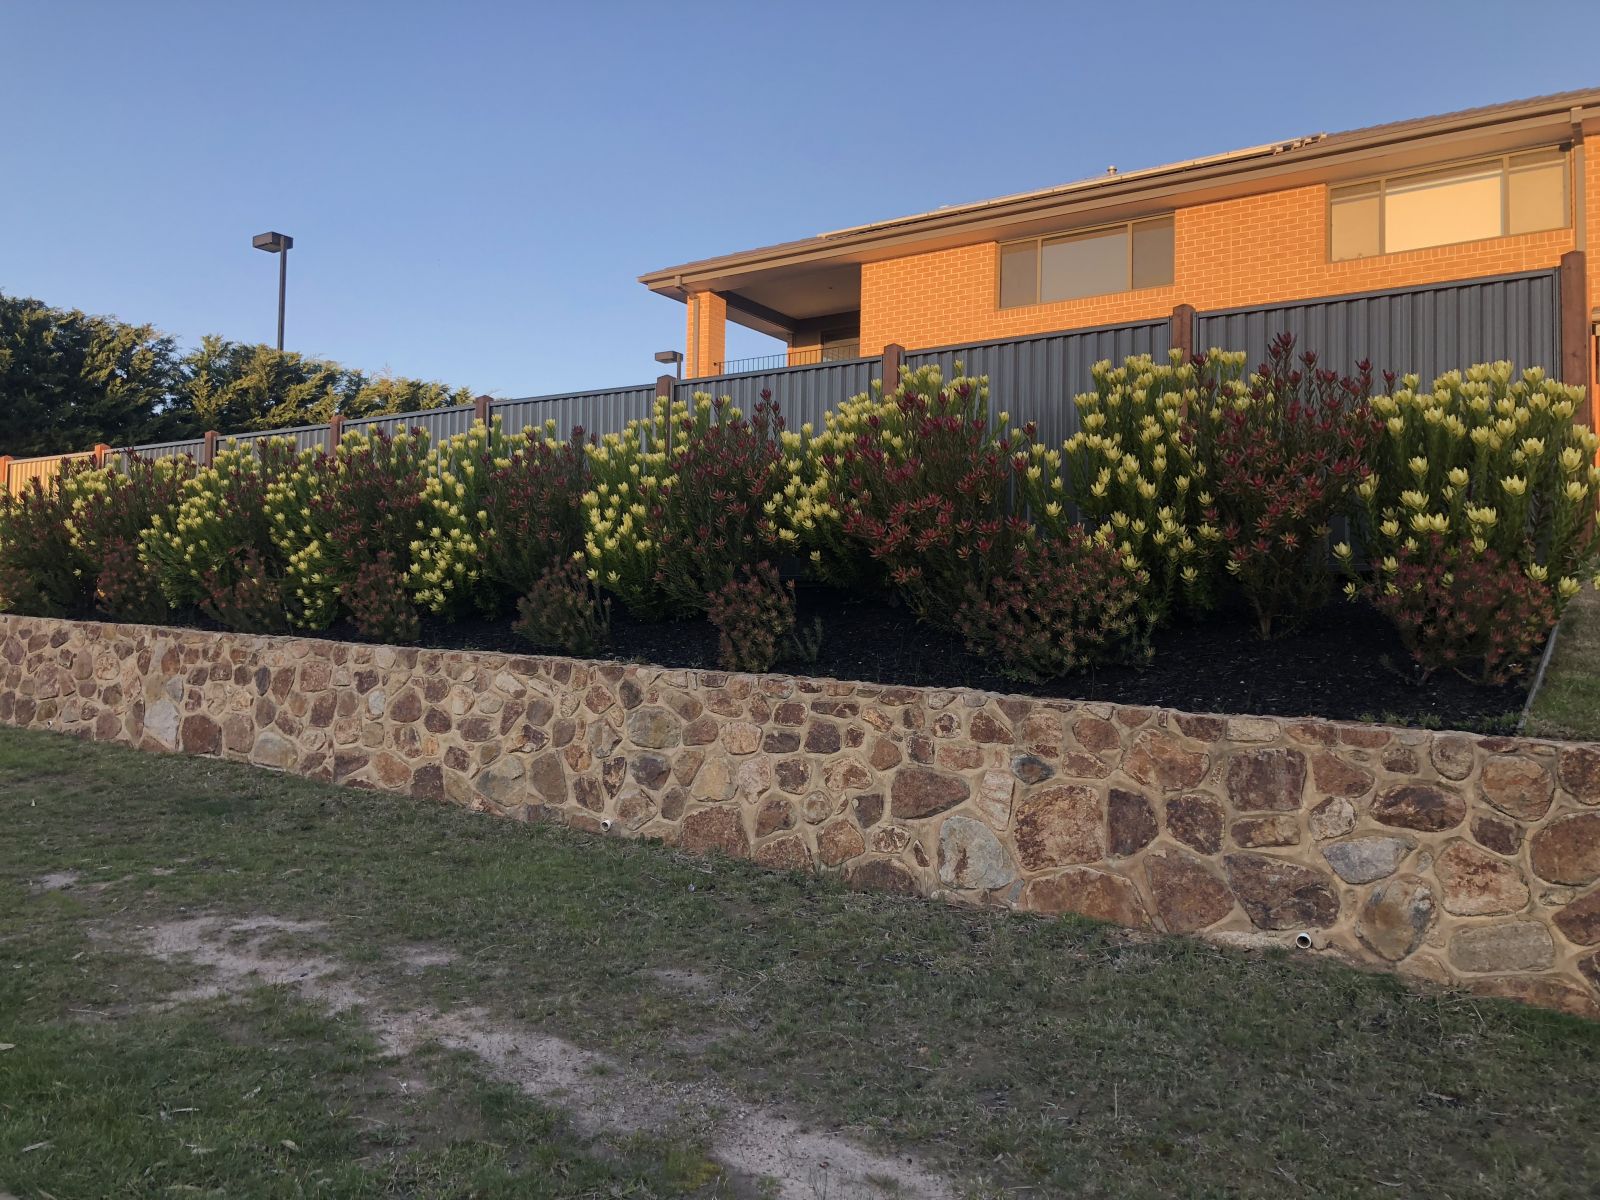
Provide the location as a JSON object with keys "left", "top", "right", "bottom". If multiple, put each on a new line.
{"left": 0, "top": 456, "right": 11, "bottom": 496}
{"left": 1559, "top": 250, "right": 1589, "bottom": 400}
{"left": 1170, "top": 304, "right": 1197, "bottom": 362}
{"left": 202, "top": 431, "right": 218, "bottom": 467}
{"left": 328, "top": 414, "right": 344, "bottom": 452}
{"left": 880, "top": 342, "right": 904, "bottom": 390}
{"left": 473, "top": 394, "right": 492, "bottom": 425}
{"left": 92, "top": 443, "right": 110, "bottom": 468}
{"left": 656, "top": 374, "right": 675, "bottom": 400}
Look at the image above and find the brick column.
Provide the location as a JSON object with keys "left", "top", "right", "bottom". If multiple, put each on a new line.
{"left": 1170, "top": 304, "right": 1197, "bottom": 362}
{"left": 685, "top": 292, "right": 727, "bottom": 379}
{"left": 880, "top": 342, "right": 904, "bottom": 391}
{"left": 201, "top": 431, "right": 219, "bottom": 467}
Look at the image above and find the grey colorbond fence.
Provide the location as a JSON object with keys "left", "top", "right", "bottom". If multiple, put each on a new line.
{"left": 5, "top": 268, "right": 1579, "bottom": 497}
{"left": 671, "top": 356, "right": 878, "bottom": 435}
{"left": 1195, "top": 270, "right": 1561, "bottom": 383}
{"left": 342, "top": 403, "right": 477, "bottom": 444}
{"left": 493, "top": 385, "right": 656, "bottom": 440}
{"left": 904, "top": 319, "right": 1173, "bottom": 444}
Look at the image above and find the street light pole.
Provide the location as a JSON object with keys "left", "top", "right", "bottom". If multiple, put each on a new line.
{"left": 251, "top": 231, "right": 294, "bottom": 352}
{"left": 275, "top": 243, "right": 288, "bottom": 352}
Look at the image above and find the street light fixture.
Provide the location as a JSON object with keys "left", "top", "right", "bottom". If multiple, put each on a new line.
{"left": 251, "top": 231, "right": 294, "bottom": 351}
{"left": 654, "top": 349, "right": 683, "bottom": 379}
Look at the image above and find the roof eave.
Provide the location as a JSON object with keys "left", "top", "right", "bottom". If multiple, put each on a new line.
{"left": 640, "top": 91, "right": 1600, "bottom": 297}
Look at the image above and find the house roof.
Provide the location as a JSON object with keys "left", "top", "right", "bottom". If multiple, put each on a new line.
{"left": 640, "top": 86, "right": 1600, "bottom": 336}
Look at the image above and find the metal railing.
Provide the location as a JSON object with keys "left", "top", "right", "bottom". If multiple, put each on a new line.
{"left": 712, "top": 342, "right": 861, "bottom": 376}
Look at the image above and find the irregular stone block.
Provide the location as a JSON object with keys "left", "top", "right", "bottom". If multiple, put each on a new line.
{"left": 938, "top": 815, "right": 1015, "bottom": 890}
{"left": 1224, "top": 853, "right": 1339, "bottom": 930}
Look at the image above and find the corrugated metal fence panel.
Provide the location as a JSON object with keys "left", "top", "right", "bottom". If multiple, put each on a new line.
{"left": 673, "top": 357, "right": 877, "bottom": 435}
{"left": 493, "top": 385, "right": 656, "bottom": 440}
{"left": 1195, "top": 270, "right": 1561, "bottom": 382}
{"left": 342, "top": 403, "right": 477, "bottom": 444}
{"left": 5, "top": 452, "right": 93, "bottom": 494}
{"left": 126, "top": 437, "right": 206, "bottom": 463}
{"left": 903, "top": 320, "right": 1172, "bottom": 446}
{"left": 223, "top": 423, "right": 333, "bottom": 455}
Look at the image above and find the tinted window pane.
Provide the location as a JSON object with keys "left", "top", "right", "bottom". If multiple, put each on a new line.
{"left": 1330, "top": 183, "right": 1381, "bottom": 260}
{"left": 1508, "top": 149, "right": 1567, "bottom": 234}
{"left": 1131, "top": 217, "right": 1175, "bottom": 288}
{"left": 1385, "top": 161, "right": 1501, "bottom": 252}
{"left": 998, "top": 241, "right": 1038, "bottom": 308}
{"left": 1040, "top": 227, "right": 1128, "bottom": 302}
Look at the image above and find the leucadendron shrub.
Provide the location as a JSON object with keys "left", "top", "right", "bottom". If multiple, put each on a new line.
{"left": 793, "top": 364, "right": 1028, "bottom": 627}
{"left": 479, "top": 420, "right": 591, "bottom": 605}
{"left": 0, "top": 464, "right": 96, "bottom": 617}
{"left": 1211, "top": 336, "right": 1381, "bottom": 638}
{"left": 1060, "top": 349, "right": 1233, "bottom": 620}
{"left": 142, "top": 439, "right": 301, "bottom": 632}
{"left": 265, "top": 428, "right": 435, "bottom": 639}
{"left": 67, "top": 455, "right": 194, "bottom": 622}
{"left": 1338, "top": 361, "right": 1600, "bottom": 677}
{"left": 410, "top": 417, "right": 522, "bottom": 616}
{"left": 583, "top": 393, "right": 793, "bottom": 619}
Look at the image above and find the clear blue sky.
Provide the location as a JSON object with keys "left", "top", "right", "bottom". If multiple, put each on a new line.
{"left": 2, "top": 0, "right": 1593, "bottom": 399}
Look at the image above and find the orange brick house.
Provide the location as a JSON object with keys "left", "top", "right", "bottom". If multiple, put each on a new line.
{"left": 641, "top": 88, "right": 1599, "bottom": 415}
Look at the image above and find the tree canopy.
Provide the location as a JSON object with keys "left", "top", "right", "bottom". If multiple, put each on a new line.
{"left": 0, "top": 291, "right": 473, "bottom": 456}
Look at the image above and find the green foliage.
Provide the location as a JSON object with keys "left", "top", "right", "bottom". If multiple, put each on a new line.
{"left": 0, "top": 293, "right": 188, "bottom": 456}
{"left": 0, "top": 290, "right": 471, "bottom": 456}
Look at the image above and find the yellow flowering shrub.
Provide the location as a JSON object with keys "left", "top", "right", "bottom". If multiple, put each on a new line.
{"left": 141, "top": 439, "right": 301, "bottom": 631}
{"left": 1342, "top": 363, "right": 1600, "bottom": 602}
{"left": 1059, "top": 349, "right": 1236, "bottom": 615}
{"left": 410, "top": 417, "right": 523, "bottom": 615}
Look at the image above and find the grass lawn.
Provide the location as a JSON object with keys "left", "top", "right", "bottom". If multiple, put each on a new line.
{"left": 1526, "top": 585, "right": 1600, "bottom": 742}
{"left": 5, "top": 726, "right": 1600, "bottom": 1198}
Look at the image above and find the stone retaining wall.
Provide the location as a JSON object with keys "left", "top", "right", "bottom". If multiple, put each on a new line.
{"left": 5, "top": 613, "right": 1600, "bottom": 1019}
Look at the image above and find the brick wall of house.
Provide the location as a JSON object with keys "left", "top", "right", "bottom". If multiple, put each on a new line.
{"left": 858, "top": 183, "right": 1580, "bottom": 358}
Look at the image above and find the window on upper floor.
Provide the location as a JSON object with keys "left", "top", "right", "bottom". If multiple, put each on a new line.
{"left": 1329, "top": 148, "right": 1569, "bottom": 261}
{"left": 998, "top": 215, "right": 1175, "bottom": 308}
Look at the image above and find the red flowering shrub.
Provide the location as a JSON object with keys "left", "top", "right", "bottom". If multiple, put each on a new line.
{"left": 1367, "top": 533, "right": 1558, "bottom": 683}
{"left": 344, "top": 551, "right": 421, "bottom": 643}
{"left": 481, "top": 427, "right": 590, "bottom": 605}
{"left": 514, "top": 557, "right": 611, "bottom": 656}
{"left": 584, "top": 393, "right": 791, "bottom": 619}
{"left": 68, "top": 455, "right": 193, "bottom": 621}
{"left": 1212, "top": 335, "right": 1380, "bottom": 638}
{"left": 809, "top": 367, "right": 1027, "bottom": 628}
{"left": 962, "top": 530, "right": 1149, "bottom": 682}
{"left": 199, "top": 548, "right": 289, "bottom": 634}
{"left": 706, "top": 561, "right": 798, "bottom": 673}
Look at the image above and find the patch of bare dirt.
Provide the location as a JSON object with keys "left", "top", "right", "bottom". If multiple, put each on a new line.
{"left": 138, "top": 915, "right": 956, "bottom": 1200}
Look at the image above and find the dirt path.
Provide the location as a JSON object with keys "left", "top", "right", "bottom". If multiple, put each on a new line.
{"left": 139, "top": 914, "right": 957, "bottom": 1200}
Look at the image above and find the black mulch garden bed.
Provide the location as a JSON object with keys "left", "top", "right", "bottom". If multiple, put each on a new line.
{"left": 247, "top": 588, "right": 1528, "bottom": 732}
